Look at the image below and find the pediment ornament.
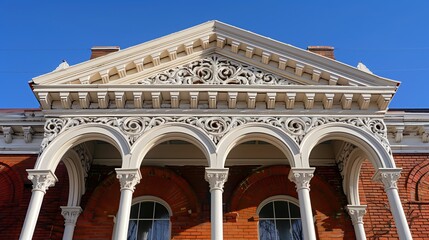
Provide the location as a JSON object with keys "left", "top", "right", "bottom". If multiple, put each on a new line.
{"left": 138, "top": 55, "right": 299, "bottom": 85}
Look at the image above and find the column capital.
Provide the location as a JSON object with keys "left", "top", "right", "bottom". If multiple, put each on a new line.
{"left": 27, "top": 169, "right": 57, "bottom": 193}
{"left": 372, "top": 168, "right": 402, "bottom": 191}
{"left": 60, "top": 206, "right": 82, "bottom": 226}
{"left": 346, "top": 205, "right": 367, "bottom": 225}
{"left": 288, "top": 167, "right": 315, "bottom": 191}
{"left": 115, "top": 168, "right": 141, "bottom": 192}
{"left": 205, "top": 168, "right": 229, "bottom": 191}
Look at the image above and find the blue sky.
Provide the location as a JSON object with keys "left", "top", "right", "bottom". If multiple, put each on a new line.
{"left": 1, "top": 1, "right": 428, "bottom": 109}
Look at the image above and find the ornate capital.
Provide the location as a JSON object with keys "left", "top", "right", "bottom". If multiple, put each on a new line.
{"left": 205, "top": 168, "right": 229, "bottom": 191}
{"left": 27, "top": 170, "right": 57, "bottom": 193}
{"left": 373, "top": 168, "right": 402, "bottom": 191}
{"left": 288, "top": 168, "right": 315, "bottom": 191}
{"left": 346, "top": 205, "right": 367, "bottom": 225}
{"left": 116, "top": 168, "right": 141, "bottom": 192}
{"left": 60, "top": 206, "right": 82, "bottom": 226}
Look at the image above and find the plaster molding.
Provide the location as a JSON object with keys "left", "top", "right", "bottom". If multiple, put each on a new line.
{"left": 373, "top": 168, "right": 402, "bottom": 191}
{"left": 346, "top": 205, "right": 367, "bottom": 225}
{"left": 288, "top": 168, "right": 315, "bottom": 191}
{"left": 116, "top": 168, "right": 141, "bottom": 192}
{"left": 27, "top": 170, "right": 57, "bottom": 194}
{"left": 60, "top": 206, "right": 82, "bottom": 226}
{"left": 73, "top": 144, "right": 93, "bottom": 181}
{"left": 39, "top": 116, "right": 390, "bottom": 156}
{"left": 205, "top": 168, "right": 229, "bottom": 191}
{"left": 138, "top": 55, "right": 299, "bottom": 86}
{"left": 336, "top": 142, "right": 357, "bottom": 179}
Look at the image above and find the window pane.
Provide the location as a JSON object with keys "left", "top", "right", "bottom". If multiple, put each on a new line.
{"left": 259, "top": 219, "right": 277, "bottom": 240}
{"left": 259, "top": 202, "right": 274, "bottom": 218}
{"left": 291, "top": 219, "right": 303, "bottom": 240}
{"left": 152, "top": 220, "right": 170, "bottom": 240}
{"left": 127, "top": 220, "right": 138, "bottom": 240}
{"left": 289, "top": 203, "right": 300, "bottom": 218}
{"left": 276, "top": 220, "right": 291, "bottom": 240}
{"left": 139, "top": 202, "right": 155, "bottom": 219}
{"left": 274, "top": 201, "right": 289, "bottom": 218}
{"left": 137, "top": 220, "right": 152, "bottom": 240}
{"left": 154, "top": 203, "right": 169, "bottom": 219}
{"left": 130, "top": 203, "right": 140, "bottom": 219}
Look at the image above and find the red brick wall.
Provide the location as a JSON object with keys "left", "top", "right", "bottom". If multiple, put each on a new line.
{"left": 359, "top": 154, "right": 429, "bottom": 239}
{"left": 2, "top": 153, "right": 429, "bottom": 239}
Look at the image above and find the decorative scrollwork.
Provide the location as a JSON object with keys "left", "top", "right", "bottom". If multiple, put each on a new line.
{"left": 138, "top": 55, "right": 299, "bottom": 85}
{"left": 40, "top": 116, "right": 392, "bottom": 159}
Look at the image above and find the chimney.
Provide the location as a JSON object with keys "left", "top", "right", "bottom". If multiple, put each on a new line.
{"left": 307, "top": 46, "right": 335, "bottom": 60}
{"left": 90, "top": 46, "right": 120, "bottom": 59}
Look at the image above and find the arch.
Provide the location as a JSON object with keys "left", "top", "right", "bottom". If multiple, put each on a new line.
{"left": 301, "top": 123, "right": 393, "bottom": 169}
{"left": 35, "top": 124, "right": 130, "bottom": 172}
{"left": 256, "top": 195, "right": 300, "bottom": 214}
{"left": 131, "top": 196, "right": 173, "bottom": 216}
{"left": 216, "top": 124, "right": 301, "bottom": 168}
{"left": 61, "top": 149, "right": 86, "bottom": 206}
{"left": 342, "top": 148, "right": 367, "bottom": 205}
{"left": 129, "top": 123, "right": 216, "bottom": 168}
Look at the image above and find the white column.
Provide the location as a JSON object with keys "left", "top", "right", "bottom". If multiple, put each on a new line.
{"left": 113, "top": 168, "right": 141, "bottom": 240}
{"left": 346, "top": 205, "right": 367, "bottom": 240}
{"left": 60, "top": 206, "right": 82, "bottom": 240}
{"left": 205, "top": 168, "right": 229, "bottom": 240}
{"left": 288, "top": 168, "right": 316, "bottom": 240}
{"left": 373, "top": 168, "right": 413, "bottom": 240}
{"left": 19, "top": 170, "right": 57, "bottom": 240}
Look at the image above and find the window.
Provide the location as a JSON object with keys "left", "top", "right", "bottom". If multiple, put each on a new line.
{"left": 258, "top": 196, "right": 302, "bottom": 240}
{"left": 127, "top": 198, "right": 171, "bottom": 240}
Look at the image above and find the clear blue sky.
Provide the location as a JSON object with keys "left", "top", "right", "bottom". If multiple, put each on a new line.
{"left": 1, "top": 1, "right": 428, "bottom": 109}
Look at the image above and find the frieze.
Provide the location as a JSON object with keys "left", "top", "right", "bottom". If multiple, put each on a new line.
{"left": 40, "top": 116, "right": 391, "bottom": 156}
{"left": 138, "top": 55, "right": 299, "bottom": 85}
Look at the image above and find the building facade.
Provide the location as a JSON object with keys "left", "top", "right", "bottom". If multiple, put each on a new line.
{"left": 1, "top": 21, "right": 428, "bottom": 240}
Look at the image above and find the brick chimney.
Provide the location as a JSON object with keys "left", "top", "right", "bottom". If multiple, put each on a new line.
{"left": 307, "top": 46, "right": 335, "bottom": 60}
{"left": 90, "top": 46, "right": 120, "bottom": 59}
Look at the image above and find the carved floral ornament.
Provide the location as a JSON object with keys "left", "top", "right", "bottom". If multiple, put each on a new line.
{"left": 40, "top": 116, "right": 391, "bottom": 156}
{"left": 138, "top": 55, "right": 299, "bottom": 85}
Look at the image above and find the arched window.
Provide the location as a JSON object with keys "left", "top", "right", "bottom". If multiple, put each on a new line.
{"left": 258, "top": 196, "right": 302, "bottom": 240}
{"left": 127, "top": 197, "right": 171, "bottom": 240}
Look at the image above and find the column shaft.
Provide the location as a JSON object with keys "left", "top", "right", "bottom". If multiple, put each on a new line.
{"left": 114, "top": 168, "right": 141, "bottom": 240}
{"left": 19, "top": 170, "right": 57, "bottom": 240}
{"left": 61, "top": 206, "right": 82, "bottom": 240}
{"left": 346, "top": 205, "right": 367, "bottom": 240}
{"left": 289, "top": 168, "right": 316, "bottom": 240}
{"left": 205, "top": 168, "right": 228, "bottom": 240}
{"left": 373, "top": 168, "right": 412, "bottom": 240}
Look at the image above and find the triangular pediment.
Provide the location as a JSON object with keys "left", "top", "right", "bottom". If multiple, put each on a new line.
{"left": 31, "top": 21, "right": 399, "bottom": 112}
{"left": 32, "top": 21, "right": 398, "bottom": 88}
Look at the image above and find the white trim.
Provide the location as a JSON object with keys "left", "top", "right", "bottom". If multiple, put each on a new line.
{"left": 131, "top": 196, "right": 173, "bottom": 217}
{"left": 256, "top": 195, "right": 300, "bottom": 215}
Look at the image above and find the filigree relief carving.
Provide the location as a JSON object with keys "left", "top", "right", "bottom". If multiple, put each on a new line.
{"left": 336, "top": 142, "right": 356, "bottom": 179}
{"left": 205, "top": 168, "right": 229, "bottom": 191}
{"left": 40, "top": 116, "right": 391, "bottom": 157}
{"left": 73, "top": 144, "right": 93, "bottom": 182}
{"left": 138, "top": 55, "right": 299, "bottom": 85}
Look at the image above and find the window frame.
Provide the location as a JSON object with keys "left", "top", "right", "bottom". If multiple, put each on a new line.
{"left": 257, "top": 195, "right": 302, "bottom": 240}
{"left": 127, "top": 196, "right": 172, "bottom": 240}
